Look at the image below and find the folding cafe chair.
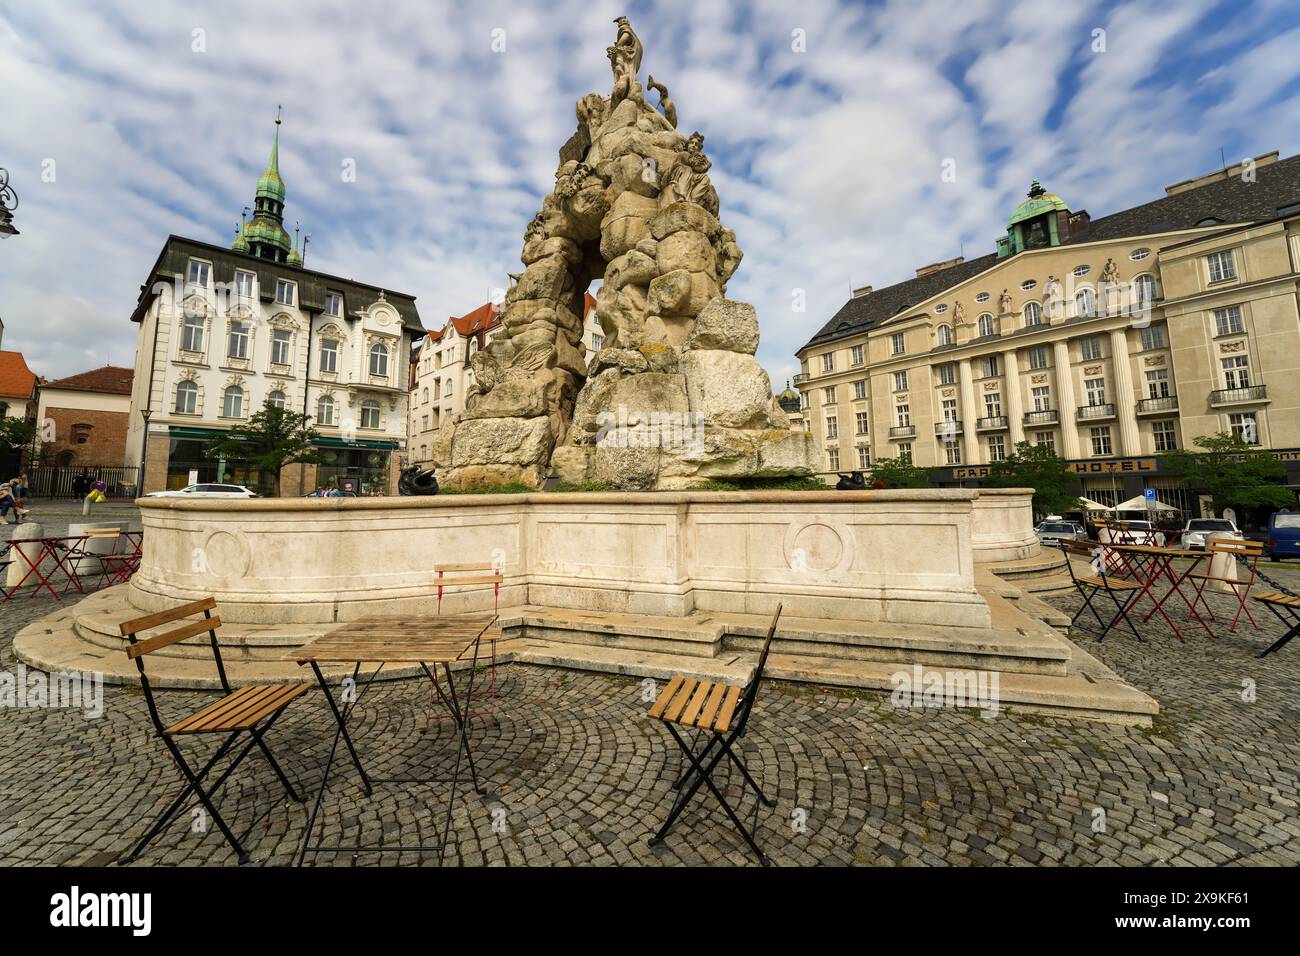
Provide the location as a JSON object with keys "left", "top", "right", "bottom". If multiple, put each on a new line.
{"left": 61, "top": 527, "right": 124, "bottom": 593}
{"left": 117, "top": 597, "right": 309, "bottom": 864}
{"left": 646, "top": 604, "right": 783, "bottom": 865}
{"left": 434, "top": 561, "right": 503, "bottom": 717}
{"left": 1186, "top": 538, "right": 1263, "bottom": 633}
{"left": 1059, "top": 540, "right": 1144, "bottom": 641}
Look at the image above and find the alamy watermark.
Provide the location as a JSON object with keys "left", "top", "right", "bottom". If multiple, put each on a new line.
{"left": 595, "top": 404, "right": 706, "bottom": 453}
{"left": 889, "top": 665, "right": 1000, "bottom": 718}
{"left": 1, "top": 664, "right": 104, "bottom": 719}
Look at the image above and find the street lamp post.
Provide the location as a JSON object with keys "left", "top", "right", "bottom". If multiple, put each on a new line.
{"left": 138, "top": 408, "right": 153, "bottom": 496}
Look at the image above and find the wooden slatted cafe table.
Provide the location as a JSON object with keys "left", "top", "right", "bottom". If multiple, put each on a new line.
{"left": 292, "top": 612, "right": 497, "bottom": 865}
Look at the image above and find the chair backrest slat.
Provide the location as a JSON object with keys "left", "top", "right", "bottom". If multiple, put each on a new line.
{"left": 125, "top": 615, "right": 222, "bottom": 659}
{"left": 1208, "top": 539, "right": 1263, "bottom": 555}
{"left": 119, "top": 596, "right": 217, "bottom": 636}
{"left": 436, "top": 561, "right": 499, "bottom": 573}
{"left": 738, "top": 603, "right": 783, "bottom": 731}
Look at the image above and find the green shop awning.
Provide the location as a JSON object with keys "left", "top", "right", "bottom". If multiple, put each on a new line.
{"left": 314, "top": 436, "right": 399, "bottom": 450}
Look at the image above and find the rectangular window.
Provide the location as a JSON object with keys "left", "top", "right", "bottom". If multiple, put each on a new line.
{"left": 823, "top": 386, "right": 837, "bottom": 405}
{"left": 980, "top": 356, "right": 999, "bottom": 378}
{"left": 592, "top": 333, "right": 604, "bottom": 351}
{"left": 320, "top": 339, "right": 338, "bottom": 373}
{"left": 1206, "top": 250, "right": 1237, "bottom": 283}
{"left": 941, "top": 398, "right": 958, "bottom": 421}
{"left": 1034, "top": 430, "right": 1055, "bottom": 452}
{"left": 987, "top": 435, "right": 1006, "bottom": 461}
{"left": 1027, "top": 346, "right": 1049, "bottom": 370}
{"left": 1090, "top": 426, "right": 1113, "bottom": 456}
{"left": 1031, "top": 385, "right": 1051, "bottom": 411}
{"left": 1214, "top": 305, "right": 1244, "bottom": 336}
{"left": 324, "top": 292, "right": 343, "bottom": 317}
{"left": 1080, "top": 336, "right": 1102, "bottom": 361}
{"left": 891, "top": 332, "right": 906, "bottom": 355}
{"left": 945, "top": 441, "right": 961, "bottom": 465}
{"left": 826, "top": 415, "right": 838, "bottom": 439}
{"left": 1229, "top": 412, "right": 1259, "bottom": 445}
{"left": 1145, "top": 368, "right": 1169, "bottom": 398}
{"left": 821, "top": 352, "right": 835, "bottom": 373}
{"left": 1221, "top": 355, "right": 1250, "bottom": 389}
{"left": 827, "top": 448, "right": 840, "bottom": 471}
{"left": 937, "top": 364, "right": 956, "bottom": 385}
{"left": 1152, "top": 420, "right": 1177, "bottom": 451}
{"left": 275, "top": 279, "right": 296, "bottom": 306}
{"left": 898, "top": 443, "right": 912, "bottom": 463}
{"left": 1084, "top": 377, "right": 1106, "bottom": 405}
{"left": 271, "top": 329, "right": 291, "bottom": 365}
{"left": 893, "top": 370, "right": 908, "bottom": 391}
{"left": 853, "top": 379, "right": 867, "bottom": 400}
{"left": 186, "top": 259, "right": 211, "bottom": 288}
{"left": 983, "top": 392, "right": 1002, "bottom": 417}
{"left": 235, "top": 270, "right": 256, "bottom": 299}
{"left": 850, "top": 345, "right": 864, "bottom": 366}
{"left": 227, "top": 320, "right": 249, "bottom": 360}
{"left": 181, "top": 314, "right": 204, "bottom": 352}
{"left": 895, "top": 403, "right": 911, "bottom": 427}
{"left": 856, "top": 446, "right": 871, "bottom": 469}
{"left": 855, "top": 412, "right": 869, "bottom": 434}
{"left": 1139, "top": 324, "right": 1167, "bottom": 351}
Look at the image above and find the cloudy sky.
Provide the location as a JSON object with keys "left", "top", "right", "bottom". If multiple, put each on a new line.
{"left": 2, "top": 0, "right": 1299, "bottom": 386}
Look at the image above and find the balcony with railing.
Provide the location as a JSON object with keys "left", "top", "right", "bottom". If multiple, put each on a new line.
{"left": 975, "top": 415, "right": 1009, "bottom": 431}
{"left": 1023, "top": 408, "right": 1058, "bottom": 426}
{"left": 1076, "top": 403, "right": 1117, "bottom": 422}
{"left": 1136, "top": 395, "right": 1179, "bottom": 415}
{"left": 888, "top": 424, "right": 916, "bottom": 439}
{"left": 792, "top": 372, "right": 809, "bottom": 385}
{"left": 934, "top": 420, "right": 963, "bottom": 436}
{"left": 1209, "top": 385, "right": 1268, "bottom": 407}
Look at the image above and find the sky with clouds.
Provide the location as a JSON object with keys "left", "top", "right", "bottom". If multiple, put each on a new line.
{"left": 3, "top": 0, "right": 1300, "bottom": 387}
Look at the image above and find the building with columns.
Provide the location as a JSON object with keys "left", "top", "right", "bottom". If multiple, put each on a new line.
{"left": 796, "top": 152, "right": 1300, "bottom": 509}
{"left": 124, "top": 117, "right": 423, "bottom": 495}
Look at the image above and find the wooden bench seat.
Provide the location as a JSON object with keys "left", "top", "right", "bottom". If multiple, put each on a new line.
{"left": 649, "top": 676, "right": 743, "bottom": 735}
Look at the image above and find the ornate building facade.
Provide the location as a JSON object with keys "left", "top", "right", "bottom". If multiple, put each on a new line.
{"left": 124, "top": 119, "right": 424, "bottom": 494}
{"left": 796, "top": 152, "right": 1300, "bottom": 510}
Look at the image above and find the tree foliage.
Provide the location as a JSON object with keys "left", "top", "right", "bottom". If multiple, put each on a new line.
{"left": 0, "top": 417, "right": 34, "bottom": 456}
{"left": 1159, "top": 431, "right": 1294, "bottom": 515}
{"left": 205, "top": 401, "right": 323, "bottom": 496}
{"left": 868, "top": 455, "right": 932, "bottom": 489}
{"left": 985, "top": 440, "right": 1080, "bottom": 517}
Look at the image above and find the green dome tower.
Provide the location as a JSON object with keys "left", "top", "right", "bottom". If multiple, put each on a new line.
{"left": 233, "top": 111, "right": 293, "bottom": 262}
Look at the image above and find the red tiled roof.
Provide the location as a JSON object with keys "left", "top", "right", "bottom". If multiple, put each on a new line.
{"left": 41, "top": 365, "right": 134, "bottom": 395}
{"left": 424, "top": 291, "right": 596, "bottom": 344}
{"left": 0, "top": 351, "right": 38, "bottom": 400}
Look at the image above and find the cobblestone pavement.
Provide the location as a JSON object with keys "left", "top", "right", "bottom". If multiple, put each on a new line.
{"left": 2, "top": 567, "right": 1298, "bottom": 866}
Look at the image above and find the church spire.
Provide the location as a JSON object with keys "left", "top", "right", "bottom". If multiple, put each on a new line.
{"left": 234, "top": 108, "right": 292, "bottom": 262}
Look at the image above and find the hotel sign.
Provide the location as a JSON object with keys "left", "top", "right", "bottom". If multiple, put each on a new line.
{"left": 1066, "top": 458, "right": 1157, "bottom": 475}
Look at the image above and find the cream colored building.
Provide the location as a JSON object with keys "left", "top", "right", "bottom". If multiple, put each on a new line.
{"left": 408, "top": 291, "right": 601, "bottom": 468}
{"left": 796, "top": 152, "right": 1300, "bottom": 509}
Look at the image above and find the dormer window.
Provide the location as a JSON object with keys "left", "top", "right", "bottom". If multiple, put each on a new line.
{"left": 325, "top": 292, "right": 343, "bottom": 317}
{"left": 235, "top": 270, "right": 256, "bottom": 298}
{"left": 275, "top": 279, "right": 296, "bottom": 306}
{"left": 187, "top": 259, "right": 211, "bottom": 288}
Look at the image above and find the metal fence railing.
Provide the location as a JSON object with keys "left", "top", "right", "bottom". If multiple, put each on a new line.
{"left": 23, "top": 465, "right": 140, "bottom": 500}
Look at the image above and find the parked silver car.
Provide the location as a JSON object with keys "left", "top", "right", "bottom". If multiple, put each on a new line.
{"left": 1035, "top": 520, "right": 1085, "bottom": 547}
{"left": 145, "top": 483, "right": 259, "bottom": 499}
{"left": 1180, "top": 517, "right": 1242, "bottom": 550}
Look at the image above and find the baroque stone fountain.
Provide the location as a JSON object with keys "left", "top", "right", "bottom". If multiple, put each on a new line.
{"left": 435, "top": 16, "right": 816, "bottom": 490}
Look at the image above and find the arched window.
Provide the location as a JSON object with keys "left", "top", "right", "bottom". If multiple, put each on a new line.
{"left": 937, "top": 324, "right": 953, "bottom": 346}
{"left": 267, "top": 390, "right": 286, "bottom": 410}
{"left": 978, "top": 313, "right": 996, "bottom": 338}
{"left": 360, "top": 400, "right": 381, "bottom": 429}
{"left": 1075, "top": 287, "right": 1095, "bottom": 317}
{"left": 1023, "top": 301, "right": 1043, "bottom": 327}
{"left": 175, "top": 380, "right": 198, "bottom": 414}
{"left": 1133, "top": 274, "right": 1156, "bottom": 306}
{"left": 316, "top": 394, "right": 334, "bottom": 425}
{"left": 422, "top": 387, "right": 429, "bottom": 404}
{"left": 222, "top": 385, "right": 244, "bottom": 418}
{"left": 369, "top": 343, "right": 389, "bottom": 376}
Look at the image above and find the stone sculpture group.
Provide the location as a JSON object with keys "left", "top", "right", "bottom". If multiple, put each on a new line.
{"left": 434, "top": 17, "right": 816, "bottom": 490}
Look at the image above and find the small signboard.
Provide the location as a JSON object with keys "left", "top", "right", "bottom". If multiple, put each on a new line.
{"left": 188, "top": 469, "right": 199, "bottom": 486}
{"left": 1143, "top": 488, "right": 1156, "bottom": 511}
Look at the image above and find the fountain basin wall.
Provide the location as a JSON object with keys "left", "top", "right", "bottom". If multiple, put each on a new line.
{"left": 129, "top": 489, "right": 1039, "bottom": 630}
{"left": 970, "top": 488, "right": 1041, "bottom": 563}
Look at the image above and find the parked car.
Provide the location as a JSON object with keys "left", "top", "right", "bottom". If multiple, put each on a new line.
{"left": 1035, "top": 520, "right": 1085, "bottom": 547}
{"left": 145, "top": 483, "right": 258, "bottom": 499}
{"left": 1179, "top": 517, "right": 1242, "bottom": 550}
{"left": 1268, "top": 511, "right": 1300, "bottom": 561}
